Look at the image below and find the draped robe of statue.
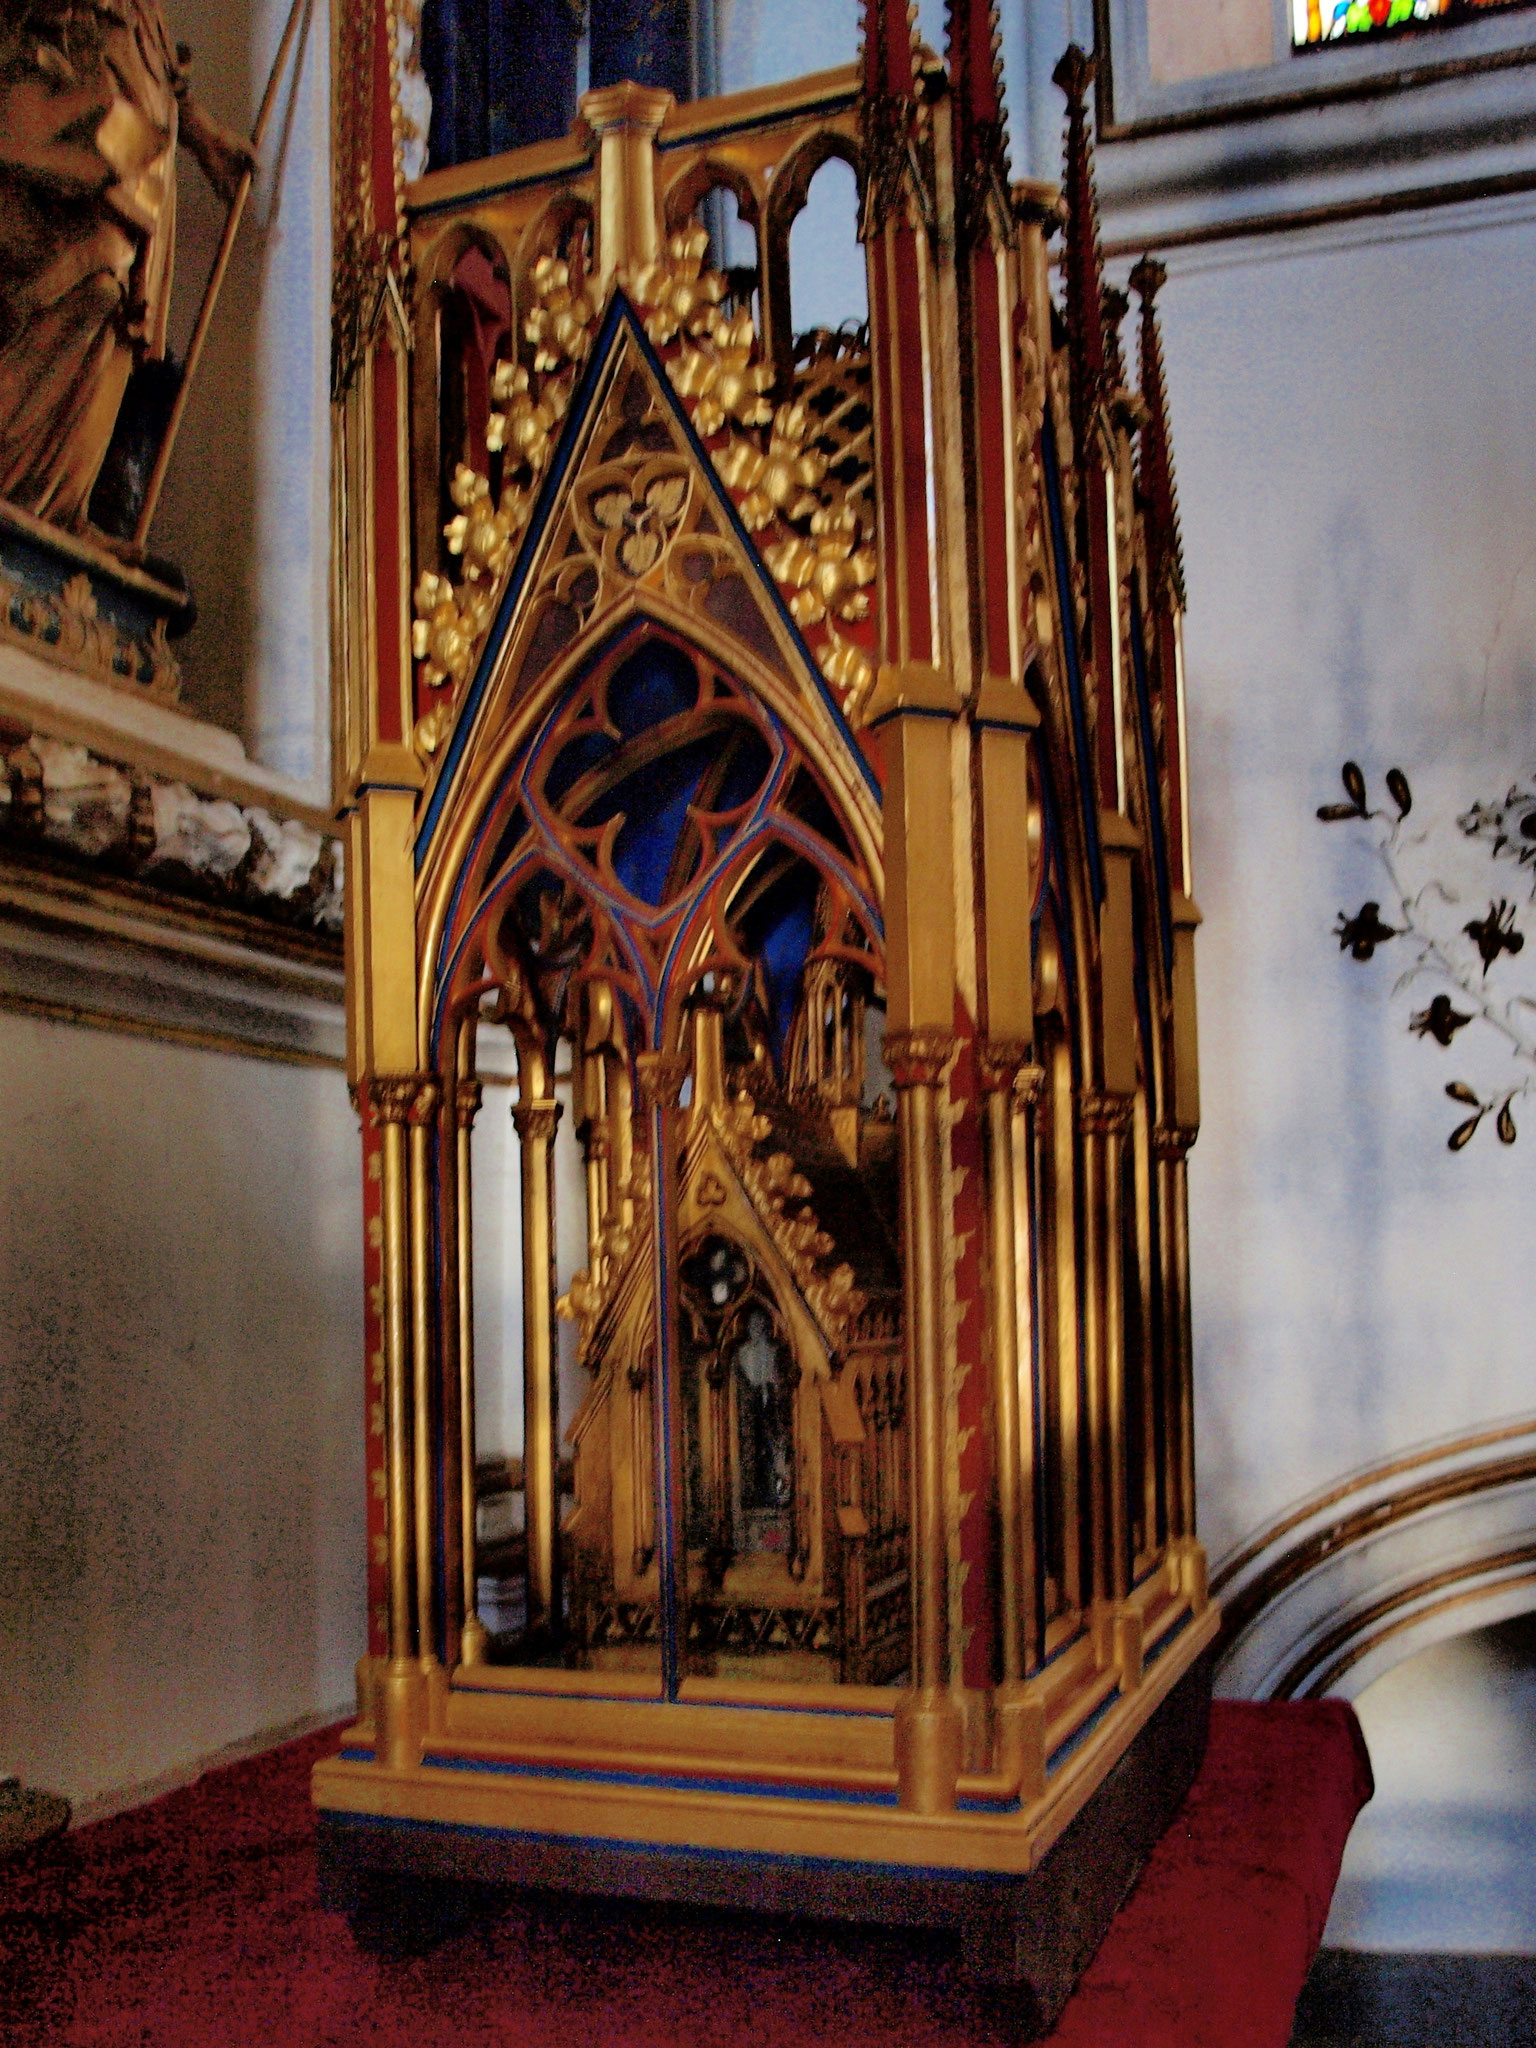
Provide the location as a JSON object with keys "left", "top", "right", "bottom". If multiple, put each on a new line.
{"left": 0, "top": 2, "right": 234, "bottom": 530}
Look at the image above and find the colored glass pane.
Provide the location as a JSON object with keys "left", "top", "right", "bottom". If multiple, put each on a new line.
{"left": 1293, "top": 0, "right": 1533, "bottom": 47}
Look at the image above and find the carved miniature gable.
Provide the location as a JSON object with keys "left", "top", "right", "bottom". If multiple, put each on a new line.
{"left": 562, "top": 1080, "right": 894, "bottom": 1381}
{"left": 679, "top": 1094, "right": 865, "bottom": 1372}
{"left": 413, "top": 277, "right": 881, "bottom": 883}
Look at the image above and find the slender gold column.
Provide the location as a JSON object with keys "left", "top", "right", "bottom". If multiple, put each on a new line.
{"left": 1079, "top": 1092, "right": 1134, "bottom": 1601}
{"left": 1080, "top": 1090, "right": 1141, "bottom": 1690}
{"left": 977, "top": 1044, "right": 1047, "bottom": 1788}
{"left": 455, "top": 1055, "right": 487, "bottom": 1668}
{"left": 366, "top": 1076, "right": 422, "bottom": 1768}
{"left": 577, "top": 80, "right": 672, "bottom": 293}
{"left": 407, "top": 1076, "right": 444, "bottom": 1691}
{"left": 886, "top": 1028, "right": 964, "bottom": 1814}
{"left": 513, "top": 1086, "right": 562, "bottom": 1644}
{"left": 636, "top": 1048, "right": 689, "bottom": 1696}
{"left": 1156, "top": 1125, "right": 1201, "bottom": 1584}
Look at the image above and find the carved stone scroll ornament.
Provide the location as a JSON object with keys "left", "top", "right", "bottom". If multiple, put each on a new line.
{"left": 0, "top": 731, "right": 344, "bottom": 932}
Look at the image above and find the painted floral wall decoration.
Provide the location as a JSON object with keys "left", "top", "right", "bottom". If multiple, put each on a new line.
{"left": 1320, "top": 762, "right": 1536, "bottom": 1149}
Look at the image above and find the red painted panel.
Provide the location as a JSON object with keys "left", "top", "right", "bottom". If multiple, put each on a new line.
{"left": 359, "top": 1112, "right": 389, "bottom": 1658}
{"left": 891, "top": 232, "right": 933, "bottom": 667}
{"left": 949, "top": 1000, "right": 998, "bottom": 1694}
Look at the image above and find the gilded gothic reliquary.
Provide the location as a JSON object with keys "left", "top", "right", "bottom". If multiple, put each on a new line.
{"left": 316, "top": 2, "right": 1216, "bottom": 2022}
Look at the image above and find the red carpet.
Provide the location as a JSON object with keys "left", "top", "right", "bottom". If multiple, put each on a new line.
{"left": 2, "top": 1701, "right": 1370, "bottom": 2047}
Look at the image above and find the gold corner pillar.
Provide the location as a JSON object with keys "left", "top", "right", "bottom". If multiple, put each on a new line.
{"left": 885, "top": 1025, "right": 963, "bottom": 1813}
{"left": 512, "top": 1078, "right": 564, "bottom": 1644}
{"left": 406, "top": 1077, "right": 445, "bottom": 1695}
{"left": 881, "top": 700, "right": 964, "bottom": 1813}
{"left": 973, "top": 682, "right": 1044, "bottom": 1771}
{"left": 976, "top": 1044, "right": 1045, "bottom": 1764}
{"left": 360, "top": 1070, "right": 445, "bottom": 1767}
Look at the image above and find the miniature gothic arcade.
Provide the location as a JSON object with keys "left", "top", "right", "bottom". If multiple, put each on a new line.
{"left": 317, "top": 2, "right": 1215, "bottom": 2019}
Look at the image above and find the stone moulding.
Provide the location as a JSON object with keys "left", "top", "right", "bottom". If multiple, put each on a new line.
{"left": 0, "top": 730, "right": 343, "bottom": 937}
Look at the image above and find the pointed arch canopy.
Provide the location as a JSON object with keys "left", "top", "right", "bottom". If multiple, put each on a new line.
{"left": 413, "top": 291, "right": 882, "bottom": 876}
{"left": 427, "top": 616, "right": 883, "bottom": 1066}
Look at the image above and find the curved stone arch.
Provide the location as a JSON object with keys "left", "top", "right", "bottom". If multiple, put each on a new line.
{"left": 1283, "top": 1544, "right": 1536, "bottom": 1705}
{"left": 1212, "top": 1415, "right": 1536, "bottom": 1702}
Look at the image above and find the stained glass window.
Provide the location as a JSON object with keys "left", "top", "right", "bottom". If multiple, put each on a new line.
{"left": 1293, "top": 0, "right": 1533, "bottom": 47}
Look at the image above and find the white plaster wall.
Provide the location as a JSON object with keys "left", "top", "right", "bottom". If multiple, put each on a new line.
{"left": 0, "top": 1013, "right": 365, "bottom": 1809}
{"left": 1147, "top": 203, "right": 1536, "bottom": 1571}
{"left": 153, "top": 0, "right": 331, "bottom": 794}
{"left": 1326, "top": 1615, "right": 1536, "bottom": 1950}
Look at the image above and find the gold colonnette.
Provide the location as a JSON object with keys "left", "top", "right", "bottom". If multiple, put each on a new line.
{"left": 453, "top": 1052, "right": 487, "bottom": 1667}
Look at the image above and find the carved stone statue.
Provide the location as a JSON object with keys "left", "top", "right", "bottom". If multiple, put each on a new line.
{"left": 0, "top": 1, "right": 252, "bottom": 532}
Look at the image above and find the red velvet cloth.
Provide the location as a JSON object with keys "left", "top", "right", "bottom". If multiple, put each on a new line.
{"left": 3, "top": 1701, "right": 1371, "bottom": 2048}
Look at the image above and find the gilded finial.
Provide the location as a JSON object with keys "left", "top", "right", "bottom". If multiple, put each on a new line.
{"left": 1130, "top": 253, "right": 1185, "bottom": 608}
{"left": 1054, "top": 43, "right": 1107, "bottom": 475}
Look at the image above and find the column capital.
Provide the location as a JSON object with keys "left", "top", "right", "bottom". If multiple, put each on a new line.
{"left": 512, "top": 1097, "right": 562, "bottom": 1146}
{"left": 406, "top": 1077, "right": 443, "bottom": 1128}
{"left": 359, "top": 1074, "right": 440, "bottom": 1126}
{"left": 1077, "top": 1089, "right": 1134, "bottom": 1138}
{"left": 1152, "top": 1122, "right": 1199, "bottom": 1162}
{"left": 454, "top": 1078, "right": 484, "bottom": 1130}
{"left": 575, "top": 79, "right": 674, "bottom": 145}
{"left": 883, "top": 1028, "right": 959, "bottom": 1091}
{"left": 975, "top": 1039, "right": 1044, "bottom": 1103}
{"left": 635, "top": 1049, "right": 690, "bottom": 1110}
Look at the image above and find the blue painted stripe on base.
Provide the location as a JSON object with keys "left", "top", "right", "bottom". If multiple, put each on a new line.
{"left": 320, "top": 1806, "right": 1022, "bottom": 1886}
{"left": 1145, "top": 1604, "right": 1193, "bottom": 1669}
{"left": 446, "top": 1680, "right": 895, "bottom": 1719}
{"left": 1045, "top": 1683, "right": 1123, "bottom": 1778}
{"left": 420, "top": 1751, "right": 898, "bottom": 1806}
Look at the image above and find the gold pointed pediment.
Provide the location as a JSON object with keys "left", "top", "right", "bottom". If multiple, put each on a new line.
{"left": 412, "top": 266, "right": 883, "bottom": 884}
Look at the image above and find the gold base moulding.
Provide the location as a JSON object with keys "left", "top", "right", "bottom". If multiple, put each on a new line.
{"left": 313, "top": 1607, "right": 1216, "bottom": 2023}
